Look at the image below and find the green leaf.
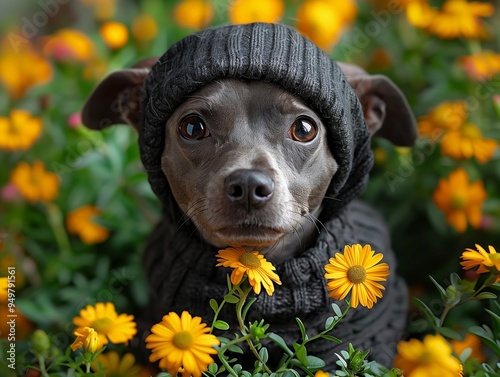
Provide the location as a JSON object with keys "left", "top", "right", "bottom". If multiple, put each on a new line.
{"left": 306, "top": 355, "right": 326, "bottom": 370}
{"left": 429, "top": 276, "right": 447, "bottom": 300}
{"left": 474, "top": 292, "right": 497, "bottom": 300}
{"left": 208, "top": 363, "right": 218, "bottom": 374}
{"left": 209, "top": 299, "right": 218, "bottom": 313}
{"left": 320, "top": 334, "right": 342, "bottom": 344}
{"left": 227, "top": 344, "right": 244, "bottom": 354}
{"left": 293, "top": 343, "right": 308, "bottom": 366}
{"left": 331, "top": 303, "right": 343, "bottom": 318}
{"left": 325, "top": 316, "right": 335, "bottom": 330}
{"left": 485, "top": 308, "right": 500, "bottom": 323}
{"left": 295, "top": 317, "right": 308, "bottom": 341}
{"left": 259, "top": 347, "right": 269, "bottom": 363}
{"left": 213, "top": 320, "right": 230, "bottom": 331}
{"left": 469, "top": 325, "right": 500, "bottom": 355}
{"left": 281, "top": 370, "right": 301, "bottom": 377}
{"left": 268, "top": 333, "right": 293, "bottom": 356}
{"left": 413, "top": 297, "right": 439, "bottom": 327}
{"left": 436, "top": 326, "right": 461, "bottom": 340}
{"left": 224, "top": 293, "right": 240, "bottom": 304}
{"left": 242, "top": 297, "right": 257, "bottom": 319}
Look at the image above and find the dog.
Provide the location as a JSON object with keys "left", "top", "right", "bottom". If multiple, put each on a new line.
{"left": 81, "top": 23, "right": 416, "bottom": 369}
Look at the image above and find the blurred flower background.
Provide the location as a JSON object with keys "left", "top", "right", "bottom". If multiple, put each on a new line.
{"left": 0, "top": 0, "right": 499, "bottom": 375}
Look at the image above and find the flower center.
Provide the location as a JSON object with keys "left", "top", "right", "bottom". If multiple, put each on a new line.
{"left": 92, "top": 318, "right": 113, "bottom": 334}
{"left": 347, "top": 265, "right": 367, "bottom": 284}
{"left": 419, "top": 350, "right": 434, "bottom": 364}
{"left": 173, "top": 331, "right": 193, "bottom": 350}
{"left": 451, "top": 193, "right": 467, "bottom": 209}
{"left": 239, "top": 252, "right": 261, "bottom": 269}
{"left": 461, "top": 123, "right": 482, "bottom": 139}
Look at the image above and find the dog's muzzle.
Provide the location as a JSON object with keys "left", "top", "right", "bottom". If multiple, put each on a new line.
{"left": 224, "top": 169, "right": 275, "bottom": 213}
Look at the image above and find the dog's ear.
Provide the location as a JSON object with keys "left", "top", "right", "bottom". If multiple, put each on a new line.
{"left": 81, "top": 57, "right": 158, "bottom": 130}
{"left": 338, "top": 62, "right": 417, "bottom": 146}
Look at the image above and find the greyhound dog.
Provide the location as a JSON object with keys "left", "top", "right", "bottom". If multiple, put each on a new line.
{"left": 81, "top": 23, "right": 416, "bottom": 369}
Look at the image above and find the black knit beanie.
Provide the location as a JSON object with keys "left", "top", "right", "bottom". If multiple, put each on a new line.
{"left": 140, "top": 22, "right": 373, "bottom": 220}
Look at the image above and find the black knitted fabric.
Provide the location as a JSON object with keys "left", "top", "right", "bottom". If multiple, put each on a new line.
{"left": 140, "top": 22, "right": 373, "bottom": 220}
{"left": 138, "top": 23, "right": 407, "bottom": 370}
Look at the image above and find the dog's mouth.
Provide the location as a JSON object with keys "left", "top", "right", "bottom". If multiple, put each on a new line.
{"left": 215, "top": 225, "right": 286, "bottom": 247}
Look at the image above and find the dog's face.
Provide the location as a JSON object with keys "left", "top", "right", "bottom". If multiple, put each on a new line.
{"left": 81, "top": 57, "right": 416, "bottom": 263}
{"left": 162, "top": 79, "right": 336, "bottom": 261}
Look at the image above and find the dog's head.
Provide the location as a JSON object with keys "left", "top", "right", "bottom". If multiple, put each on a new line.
{"left": 82, "top": 23, "right": 416, "bottom": 261}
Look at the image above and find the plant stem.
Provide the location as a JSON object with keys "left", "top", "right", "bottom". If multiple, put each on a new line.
{"left": 439, "top": 305, "right": 452, "bottom": 327}
{"left": 45, "top": 202, "right": 72, "bottom": 258}
{"left": 235, "top": 284, "right": 273, "bottom": 374}
{"left": 37, "top": 356, "right": 49, "bottom": 377}
{"left": 218, "top": 334, "right": 252, "bottom": 377}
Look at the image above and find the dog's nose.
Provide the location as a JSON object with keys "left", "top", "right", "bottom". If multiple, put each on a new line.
{"left": 225, "top": 169, "right": 274, "bottom": 211}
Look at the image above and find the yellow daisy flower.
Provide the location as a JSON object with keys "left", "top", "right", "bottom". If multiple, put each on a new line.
{"left": 461, "top": 244, "right": 500, "bottom": 280}
{"left": 71, "top": 326, "right": 100, "bottom": 354}
{"left": 66, "top": 205, "right": 110, "bottom": 245}
{"left": 324, "top": 244, "right": 390, "bottom": 309}
{"left": 440, "top": 123, "right": 498, "bottom": 164}
{"left": 427, "top": 0, "right": 494, "bottom": 39}
{"left": 216, "top": 246, "right": 282, "bottom": 295}
{"left": 432, "top": 168, "right": 487, "bottom": 233}
{"left": 173, "top": 0, "right": 213, "bottom": 30}
{"left": 10, "top": 161, "right": 59, "bottom": 203}
{"left": 0, "top": 110, "right": 42, "bottom": 151}
{"left": 91, "top": 351, "right": 142, "bottom": 377}
{"left": 229, "top": 0, "right": 284, "bottom": 25}
{"left": 72, "top": 302, "right": 137, "bottom": 350}
{"left": 394, "top": 334, "right": 463, "bottom": 376}
{"left": 145, "top": 311, "right": 220, "bottom": 377}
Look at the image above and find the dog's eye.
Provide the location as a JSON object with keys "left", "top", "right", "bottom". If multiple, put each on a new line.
{"left": 179, "top": 115, "right": 210, "bottom": 140}
{"left": 289, "top": 117, "right": 318, "bottom": 142}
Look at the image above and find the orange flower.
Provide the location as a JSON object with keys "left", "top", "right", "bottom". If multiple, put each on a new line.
{"left": 66, "top": 205, "right": 110, "bottom": 244}
{"left": 10, "top": 161, "right": 59, "bottom": 203}
{"left": 0, "top": 110, "right": 42, "bottom": 151}
{"left": 100, "top": 21, "right": 129, "bottom": 50}
{"left": 0, "top": 37, "right": 52, "bottom": 100}
{"left": 43, "top": 29, "right": 95, "bottom": 62}
{"left": 296, "top": 0, "right": 357, "bottom": 52}
{"left": 427, "top": 0, "right": 493, "bottom": 39}
{"left": 216, "top": 246, "right": 281, "bottom": 295}
{"left": 405, "top": 0, "right": 437, "bottom": 29}
{"left": 461, "top": 244, "right": 500, "bottom": 280}
{"left": 132, "top": 14, "right": 158, "bottom": 42}
{"left": 229, "top": 0, "right": 285, "bottom": 24}
{"left": 459, "top": 51, "right": 500, "bottom": 80}
{"left": 418, "top": 101, "right": 467, "bottom": 138}
{"left": 450, "top": 333, "right": 486, "bottom": 363}
{"left": 173, "top": 0, "right": 213, "bottom": 30}
{"left": 433, "top": 168, "right": 487, "bottom": 233}
{"left": 440, "top": 123, "right": 498, "bottom": 163}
